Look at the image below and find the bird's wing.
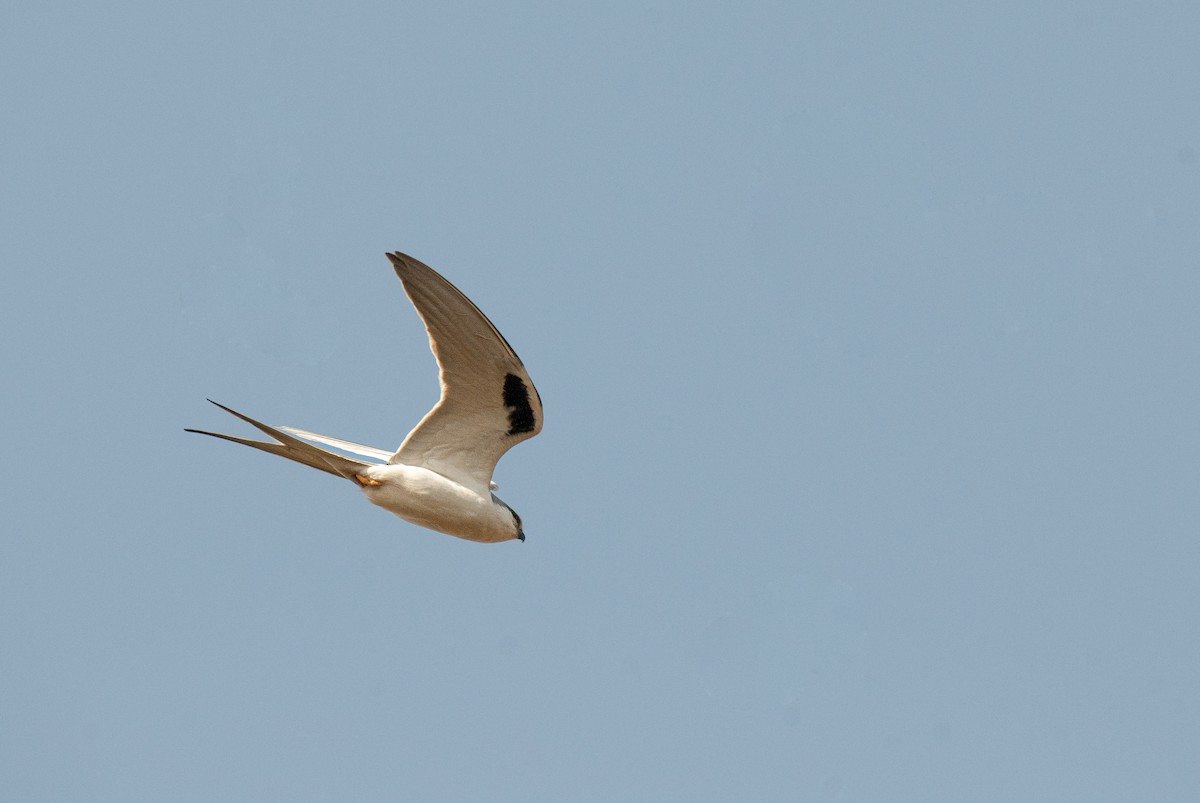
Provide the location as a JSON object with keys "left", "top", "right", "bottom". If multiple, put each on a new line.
{"left": 186, "top": 400, "right": 369, "bottom": 480}
{"left": 386, "top": 252, "right": 542, "bottom": 495}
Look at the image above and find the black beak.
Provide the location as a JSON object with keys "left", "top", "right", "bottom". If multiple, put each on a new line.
{"left": 517, "top": 531, "right": 525, "bottom": 542}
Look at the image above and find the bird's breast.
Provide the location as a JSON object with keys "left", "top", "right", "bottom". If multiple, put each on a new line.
{"left": 356, "top": 464, "right": 513, "bottom": 542}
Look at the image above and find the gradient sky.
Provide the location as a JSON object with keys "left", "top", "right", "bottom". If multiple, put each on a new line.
{"left": 3, "top": 2, "right": 1199, "bottom": 800}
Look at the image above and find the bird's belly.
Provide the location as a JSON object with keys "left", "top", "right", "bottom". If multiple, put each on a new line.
{"left": 359, "top": 465, "right": 510, "bottom": 543}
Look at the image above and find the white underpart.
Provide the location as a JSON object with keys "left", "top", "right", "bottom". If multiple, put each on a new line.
{"left": 356, "top": 464, "right": 515, "bottom": 543}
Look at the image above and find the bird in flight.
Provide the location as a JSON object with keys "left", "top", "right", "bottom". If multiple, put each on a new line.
{"left": 187, "top": 252, "right": 543, "bottom": 543}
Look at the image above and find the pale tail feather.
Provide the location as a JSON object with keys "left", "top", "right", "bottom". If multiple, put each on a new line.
{"left": 276, "top": 427, "right": 392, "bottom": 462}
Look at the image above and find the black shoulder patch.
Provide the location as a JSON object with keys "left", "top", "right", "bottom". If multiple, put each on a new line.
{"left": 502, "top": 373, "right": 536, "bottom": 435}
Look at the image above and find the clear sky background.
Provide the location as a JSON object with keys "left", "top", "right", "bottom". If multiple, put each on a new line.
{"left": 3, "top": 3, "right": 1198, "bottom": 800}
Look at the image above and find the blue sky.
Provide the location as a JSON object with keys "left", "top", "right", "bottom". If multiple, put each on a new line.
{"left": 3, "top": 2, "right": 1199, "bottom": 800}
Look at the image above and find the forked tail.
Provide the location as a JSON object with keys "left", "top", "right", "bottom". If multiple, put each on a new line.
{"left": 186, "top": 400, "right": 370, "bottom": 481}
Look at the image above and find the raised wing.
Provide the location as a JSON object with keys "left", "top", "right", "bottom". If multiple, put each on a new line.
{"left": 386, "top": 252, "right": 542, "bottom": 494}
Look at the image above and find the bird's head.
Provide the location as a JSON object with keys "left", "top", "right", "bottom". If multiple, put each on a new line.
{"left": 493, "top": 494, "right": 525, "bottom": 542}
{"left": 508, "top": 506, "right": 525, "bottom": 542}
